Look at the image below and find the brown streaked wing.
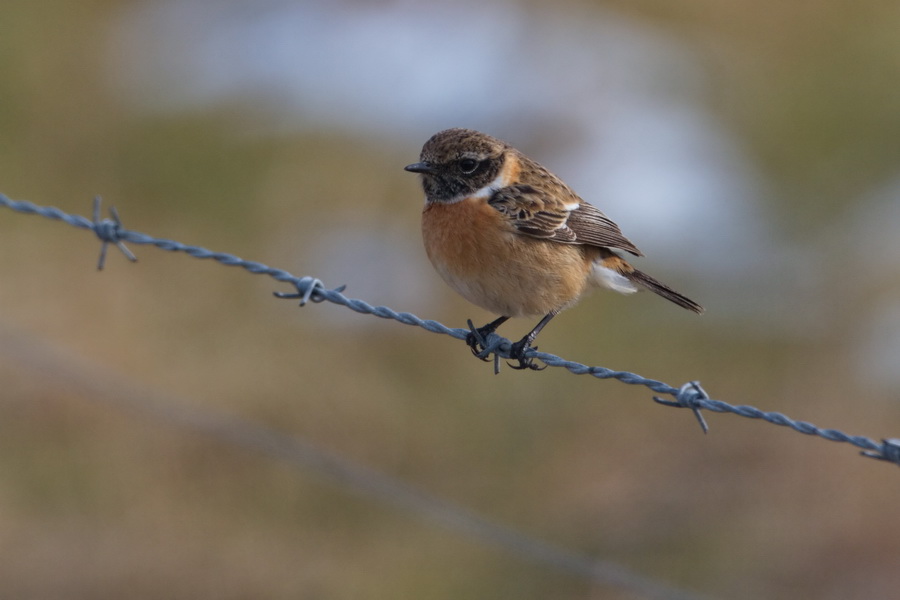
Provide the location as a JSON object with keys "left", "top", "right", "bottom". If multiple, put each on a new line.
{"left": 489, "top": 185, "right": 643, "bottom": 256}
{"left": 488, "top": 185, "right": 569, "bottom": 238}
{"left": 566, "top": 202, "right": 643, "bottom": 256}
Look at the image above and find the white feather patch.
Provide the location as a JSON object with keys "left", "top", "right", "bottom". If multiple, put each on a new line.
{"left": 470, "top": 171, "right": 509, "bottom": 200}
{"left": 591, "top": 264, "right": 638, "bottom": 295}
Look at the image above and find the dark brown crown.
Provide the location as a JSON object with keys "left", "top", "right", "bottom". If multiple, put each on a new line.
{"left": 405, "top": 129, "right": 509, "bottom": 203}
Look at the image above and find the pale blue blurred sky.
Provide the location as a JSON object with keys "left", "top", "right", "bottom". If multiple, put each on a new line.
{"left": 108, "top": 0, "right": 768, "bottom": 267}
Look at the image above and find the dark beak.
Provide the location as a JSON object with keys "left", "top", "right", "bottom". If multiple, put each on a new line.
{"left": 404, "top": 161, "right": 434, "bottom": 174}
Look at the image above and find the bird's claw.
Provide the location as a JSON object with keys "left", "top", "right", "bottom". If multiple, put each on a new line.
{"left": 465, "top": 319, "right": 545, "bottom": 371}
{"left": 465, "top": 325, "right": 494, "bottom": 361}
{"left": 465, "top": 335, "right": 492, "bottom": 362}
{"left": 507, "top": 340, "right": 546, "bottom": 371}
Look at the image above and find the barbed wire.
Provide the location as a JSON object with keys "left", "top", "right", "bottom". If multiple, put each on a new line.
{"left": 0, "top": 325, "right": 706, "bottom": 600}
{"left": 1, "top": 191, "right": 898, "bottom": 469}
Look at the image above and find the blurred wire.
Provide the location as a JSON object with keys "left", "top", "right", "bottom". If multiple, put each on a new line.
{"left": 1, "top": 316, "right": 705, "bottom": 600}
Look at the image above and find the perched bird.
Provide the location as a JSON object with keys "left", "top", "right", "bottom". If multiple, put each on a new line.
{"left": 405, "top": 128, "right": 703, "bottom": 370}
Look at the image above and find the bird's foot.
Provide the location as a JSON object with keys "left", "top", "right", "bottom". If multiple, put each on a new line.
{"left": 465, "top": 320, "right": 499, "bottom": 361}
{"left": 507, "top": 338, "right": 546, "bottom": 371}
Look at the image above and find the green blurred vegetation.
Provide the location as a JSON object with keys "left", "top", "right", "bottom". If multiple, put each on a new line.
{"left": 605, "top": 0, "right": 900, "bottom": 228}
{"left": 1, "top": 1, "right": 899, "bottom": 599}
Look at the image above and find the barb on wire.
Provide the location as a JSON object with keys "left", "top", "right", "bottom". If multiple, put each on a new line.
{"left": 92, "top": 196, "right": 137, "bottom": 270}
{"left": 654, "top": 382, "right": 711, "bottom": 434}
{"left": 466, "top": 318, "right": 505, "bottom": 374}
{"left": 861, "top": 438, "right": 900, "bottom": 464}
{"left": 274, "top": 276, "right": 348, "bottom": 307}
{"left": 0, "top": 192, "right": 897, "bottom": 468}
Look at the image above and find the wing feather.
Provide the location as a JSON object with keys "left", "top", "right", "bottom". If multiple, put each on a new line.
{"left": 488, "top": 184, "right": 643, "bottom": 256}
{"left": 566, "top": 202, "right": 643, "bottom": 256}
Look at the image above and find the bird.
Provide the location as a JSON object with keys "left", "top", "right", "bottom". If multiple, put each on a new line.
{"left": 405, "top": 128, "right": 703, "bottom": 370}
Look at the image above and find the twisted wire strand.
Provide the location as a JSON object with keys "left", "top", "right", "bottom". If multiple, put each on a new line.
{"left": 1, "top": 192, "right": 897, "bottom": 466}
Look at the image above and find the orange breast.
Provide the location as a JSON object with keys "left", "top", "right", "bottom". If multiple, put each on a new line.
{"left": 421, "top": 197, "right": 592, "bottom": 317}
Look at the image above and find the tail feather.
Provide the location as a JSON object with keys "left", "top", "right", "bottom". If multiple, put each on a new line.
{"left": 625, "top": 268, "right": 705, "bottom": 314}
{"left": 595, "top": 253, "right": 705, "bottom": 314}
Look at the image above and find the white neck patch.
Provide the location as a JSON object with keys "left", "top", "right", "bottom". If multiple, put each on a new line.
{"left": 469, "top": 170, "right": 508, "bottom": 200}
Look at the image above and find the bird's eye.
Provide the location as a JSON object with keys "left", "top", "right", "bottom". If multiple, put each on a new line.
{"left": 458, "top": 158, "right": 479, "bottom": 174}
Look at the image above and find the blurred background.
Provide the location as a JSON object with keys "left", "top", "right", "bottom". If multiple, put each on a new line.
{"left": 1, "top": 0, "right": 899, "bottom": 598}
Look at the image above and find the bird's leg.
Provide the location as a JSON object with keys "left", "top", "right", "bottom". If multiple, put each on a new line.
{"left": 508, "top": 310, "right": 559, "bottom": 371}
{"left": 465, "top": 316, "right": 510, "bottom": 360}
